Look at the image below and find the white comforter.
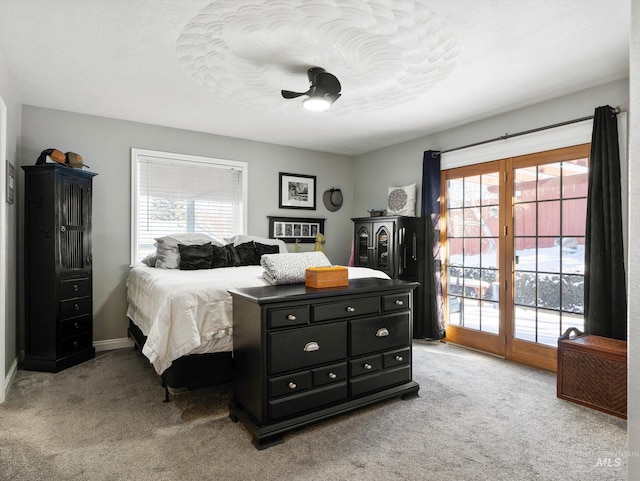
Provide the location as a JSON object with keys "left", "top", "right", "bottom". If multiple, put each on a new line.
{"left": 126, "top": 264, "right": 389, "bottom": 375}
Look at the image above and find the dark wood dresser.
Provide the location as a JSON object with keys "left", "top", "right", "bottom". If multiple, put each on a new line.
{"left": 22, "top": 164, "right": 97, "bottom": 372}
{"left": 228, "top": 278, "right": 420, "bottom": 449}
{"left": 557, "top": 328, "right": 627, "bottom": 419}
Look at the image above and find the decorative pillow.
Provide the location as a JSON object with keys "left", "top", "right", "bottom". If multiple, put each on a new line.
{"left": 154, "top": 233, "right": 219, "bottom": 269}
{"left": 225, "top": 234, "right": 288, "bottom": 253}
{"left": 254, "top": 241, "right": 279, "bottom": 258}
{"left": 178, "top": 243, "right": 213, "bottom": 270}
{"left": 387, "top": 183, "right": 416, "bottom": 216}
{"left": 211, "top": 244, "right": 239, "bottom": 268}
{"left": 234, "top": 242, "right": 260, "bottom": 266}
{"left": 141, "top": 253, "right": 157, "bottom": 267}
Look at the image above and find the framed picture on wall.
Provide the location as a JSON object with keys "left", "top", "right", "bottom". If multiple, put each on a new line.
{"left": 268, "top": 216, "right": 325, "bottom": 243}
{"left": 279, "top": 172, "right": 316, "bottom": 210}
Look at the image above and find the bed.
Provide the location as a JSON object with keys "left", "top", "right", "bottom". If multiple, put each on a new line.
{"left": 126, "top": 235, "right": 390, "bottom": 400}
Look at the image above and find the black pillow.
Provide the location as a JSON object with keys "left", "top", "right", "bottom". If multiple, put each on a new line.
{"left": 211, "top": 244, "right": 239, "bottom": 268}
{"left": 178, "top": 243, "right": 213, "bottom": 270}
{"left": 253, "top": 241, "right": 279, "bottom": 258}
{"left": 234, "top": 242, "right": 261, "bottom": 266}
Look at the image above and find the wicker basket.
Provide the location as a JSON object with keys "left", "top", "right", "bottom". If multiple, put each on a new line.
{"left": 557, "top": 328, "right": 627, "bottom": 419}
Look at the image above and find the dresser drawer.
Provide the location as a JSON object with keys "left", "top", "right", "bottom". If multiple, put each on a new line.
{"left": 382, "top": 293, "right": 411, "bottom": 312}
{"left": 269, "top": 382, "right": 348, "bottom": 420}
{"left": 312, "top": 362, "right": 347, "bottom": 387}
{"left": 268, "top": 305, "right": 310, "bottom": 329}
{"left": 268, "top": 323, "right": 347, "bottom": 375}
{"left": 383, "top": 347, "right": 411, "bottom": 368}
{"left": 59, "top": 316, "right": 91, "bottom": 339}
{"left": 59, "top": 278, "right": 90, "bottom": 299}
{"left": 59, "top": 296, "right": 92, "bottom": 320}
{"left": 59, "top": 332, "right": 92, "bottom": 356}
{"left": 349, "top": 312, "right": 410, "bottom": 356}
{"left": 269, "top": 371, "right": 312, "bottom": 398}
{"left": 349, "top": 354, "right": 382, "bottom": 377}
{"left": 349, "top": 364, "right": 411, "bottom": 397}
{"left": 313, "top": 296, "right": 379, "bottom": 322}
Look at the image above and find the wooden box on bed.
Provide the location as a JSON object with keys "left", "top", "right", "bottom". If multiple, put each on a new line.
{"left": 557, "top": 328, "right": 627, "bottom": 419}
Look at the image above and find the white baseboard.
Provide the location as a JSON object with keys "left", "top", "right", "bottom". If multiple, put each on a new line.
{"left": 94, "top": 337, "right": 134, "bottom": 352}
{"left": 3, "top": 357, "right": 18, "bottom": 399}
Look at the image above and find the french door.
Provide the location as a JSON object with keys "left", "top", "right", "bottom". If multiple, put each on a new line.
{"left": 442, "top": 144, "right": 590, "bottom": 370}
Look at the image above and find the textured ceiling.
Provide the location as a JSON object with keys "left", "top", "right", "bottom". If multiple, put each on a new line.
{"left": 0, "top": 0, "right": 630, "bottom": 156}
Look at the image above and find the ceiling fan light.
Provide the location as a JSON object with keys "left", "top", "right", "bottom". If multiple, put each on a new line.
{"left": 302, "top": 96, "right": 332, "bottom": 112}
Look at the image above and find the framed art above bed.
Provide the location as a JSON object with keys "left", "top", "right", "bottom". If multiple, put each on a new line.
{"left": 278, "top": 172, "right": 316, "bottom": 210}
{"left": 268, "top": 216, "right": 325, "bottom": 243}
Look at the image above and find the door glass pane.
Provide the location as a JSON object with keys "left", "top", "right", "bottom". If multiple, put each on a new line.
{"left": 464, "top": 238, "right": 480, "bottom": 267}
{"left": 538, "top": 200, "right": 560, "bottom": 236}
{"left": 514, "top": 167, "right": 537, "bottom": 203}
{"left": 445, "top": 170, "right": 500, "bottom": 336}
{"left": 448, "top": 178, "right": 464, "bottom": 208}
{"left": 538, "top": 162, "right": 561, "bottom": 200}
{"left": 515, "top": 272, "right": 536, "bottom": 307}
{"left": 448, "top": 295, "right": 462, "bottom": 325}
{"left": 562, "top": 198, "right": 587, "bottom": 236}
{"left": 514, "top": 203, "right": 536, "bottom": 236}
{"left": 562, "top": 158, "right": 589, "bottom": 198}
{"left": 562, "top": 237, "right": 585, "bottom": 274}
{"left": 538, "top": 238, "right": 560, "bottom": 273}
{"left": 515, "top": 238, "right": 536, "bottom": 272}
{"left": 514, "top": 306, "right": 536, "bottom": 341}
{"left": 464, "top": 176, "right": 481, "bottom": 207}
{"left": 481, "top": 302, "right": 499, "bottom": 334}
{"left": 448, "top": 208, "right": 464, "bottom": 238}
{"left": 481, "top": 173, "right": 500, "bottom": 205}
{"left": 513, "top": 156, "right": 587, "bottom": 344}
{"left": 463, "top": 207, "right": 481, "bottom": 236}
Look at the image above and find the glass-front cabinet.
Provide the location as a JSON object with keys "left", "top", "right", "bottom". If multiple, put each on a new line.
{"left": 352, "top": 216, "right": 421, "bottom": 280}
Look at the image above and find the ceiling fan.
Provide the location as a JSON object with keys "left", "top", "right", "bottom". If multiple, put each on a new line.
{"left": 281, "top": 67, "right": 342, "bottom": 111}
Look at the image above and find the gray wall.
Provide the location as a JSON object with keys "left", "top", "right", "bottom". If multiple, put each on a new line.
{"left": 352, "top": 78, "right": 629, "bottom": 217}
{"left": 1, "top": 47, "right": 21, "bottom": 381}
{"left": 628, "top": 0, "right": 639, "bottom": 476}
{"left": 19, "top": 107, "right": 354, "bottom": 342}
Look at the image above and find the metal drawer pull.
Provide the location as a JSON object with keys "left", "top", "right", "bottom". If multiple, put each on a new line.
{"left": 74, "top": 303, "right": 80, "bottom": 311}
{"left": 73, "top": 341, "right": 79, "bottom": 348}
{"left": 73, "top": 284, "right": 79, "bottom": 292}
{"left": 395, "top": 355, "right": 404, "bottom": 362}
{"left": 364, "top": 363, "right": 372, "bottom": 370}
{"left": 394, "top": 299, "right": 404, "bottom": 306}
{"left": 376, "top": 328, "right": 389, "bottom": 337}
{"left": 74, "top": 322, "right": 80, "bottom": 329}
{"left": 346, "top": 306, "right": 355, "bottom": 312}
{"left": 288, "top": 382, "right": 297, "bottom": 389}
{"left": 287, "top": 314, "right": 297, "bottom": 321}
{"left": 304, "top": 341, "right": 320, "bottom": 352}
{"left": 328, "top": 372, "right": 337, "bottom": 379}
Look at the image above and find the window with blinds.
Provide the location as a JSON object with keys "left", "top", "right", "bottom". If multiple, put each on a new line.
{"left": 131, "top": 149, "right": 248, "bottom": 263}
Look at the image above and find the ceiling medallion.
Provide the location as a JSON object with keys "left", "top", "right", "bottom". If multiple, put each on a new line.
{"left": 176, "top": 0, "right": 459, "bottom": 113}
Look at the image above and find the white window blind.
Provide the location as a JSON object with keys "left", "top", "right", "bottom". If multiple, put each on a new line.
{"left": 131, "top": 149, "right": 247, "bottom": 264}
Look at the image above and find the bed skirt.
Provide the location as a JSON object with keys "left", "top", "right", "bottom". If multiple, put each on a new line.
{"left": 127, "top": 319, "right": 233, "bottom": 399}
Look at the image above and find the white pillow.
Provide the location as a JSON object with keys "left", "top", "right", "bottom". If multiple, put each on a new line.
{"left": 154, "top": 233, "right": 223, "bottom": 269}
{"left": 387, "top": 183, "right": 416, "bottom": 216}
{"left": 225, "top": 234, "right": 288, "bottom": 253}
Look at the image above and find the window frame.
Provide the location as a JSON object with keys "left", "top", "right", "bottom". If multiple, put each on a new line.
{"left": 130, "top": 148, "right": 248, "bottom": 265}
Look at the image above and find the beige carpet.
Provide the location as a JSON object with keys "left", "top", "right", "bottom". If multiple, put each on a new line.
{"left": 0, "top": 341, "right": 627, "bottom": 481}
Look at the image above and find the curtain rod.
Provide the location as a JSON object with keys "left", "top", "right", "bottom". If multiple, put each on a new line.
{"left": 440, "top": 106, "right": 622, "bottom": 155}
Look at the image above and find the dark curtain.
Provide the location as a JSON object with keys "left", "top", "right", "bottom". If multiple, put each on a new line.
{"left": 584, "top": 105, "right": 627, "bottom": 340}
{"left": 415, "top": 150, "right": 445, "bottom": 339}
